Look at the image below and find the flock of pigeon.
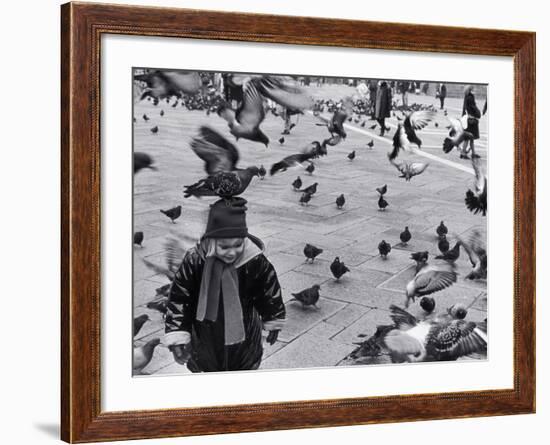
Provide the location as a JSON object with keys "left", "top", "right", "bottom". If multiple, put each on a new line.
{"left": 132, "top": 70, "right": 488, "bottom": 370}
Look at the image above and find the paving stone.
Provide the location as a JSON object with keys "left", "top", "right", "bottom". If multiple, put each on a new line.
{"left": 357, "top": 248, "right": 414, "bottom": 273}
{"left": 261, "top": 331, "right": 356, "bottom": 370}
{"left": 278, "top": 297, "right": 346, "bottom": 342}
{"left": 326, "top": 303, "right": 372, "bottom": 327}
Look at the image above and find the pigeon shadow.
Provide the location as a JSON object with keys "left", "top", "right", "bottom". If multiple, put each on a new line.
{"left": 33, "top": 422, "right": 59, "bottom": 438}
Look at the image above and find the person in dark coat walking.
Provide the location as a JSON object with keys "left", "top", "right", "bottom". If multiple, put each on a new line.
{"left": 165, "top": 198, "right": 286, "bottom": 372}
{"left": 461, "top": 85, "right": 482, "bottom": 159}
{"left": 368, "top": 79, "right": 378, "bottom": 119}
{"left": 436, "top": 83, "right": 447, "bottom": 109}
{"left": 375, "top": 81, "right": 393, "bottom": 136}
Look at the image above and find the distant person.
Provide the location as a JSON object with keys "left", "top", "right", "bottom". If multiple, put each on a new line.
{"left": 461, "top": 85, "right": 482, "bottom": 159}
{"left": 375, "top": 81, "right": 392, "bottom": 136}
{"left": 422, "top": 82, "right": 429, "bottom": 95}
{"left": 483, "top": 98, "right": 487, "bottom": 115}
{"left": 436, "top": 83, "right": 447, "bottom": 109}
{"left": 368, "top": 79, "right": 378, "bottom": 119}
{"left": 398, "top": 81, "right": 409, "bottom": 107}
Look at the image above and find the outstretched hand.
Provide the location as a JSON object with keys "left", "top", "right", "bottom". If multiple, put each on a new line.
{"left": 266, "top": 330, "right": 280, "bottom": 345}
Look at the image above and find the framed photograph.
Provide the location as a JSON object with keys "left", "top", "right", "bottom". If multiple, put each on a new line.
{"left": 61, "top": 2, "right": 535, "bottom": 443}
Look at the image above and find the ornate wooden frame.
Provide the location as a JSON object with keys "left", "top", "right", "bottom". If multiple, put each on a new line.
{"left": 61, "top": 2, "right": 536, "bottom": 442}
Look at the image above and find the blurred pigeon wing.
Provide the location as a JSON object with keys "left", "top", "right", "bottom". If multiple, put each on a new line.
{"left": 408, "top": 110, "right": 436, "bottom": 130}
{"left": 162, "top": 71, "right": 202, "bottom": 94}
{"left": 257, "top": 76, "right": 314, "bottom": 110}
{"left": 410, "top": 162, "right": 429, "bottom": 175}
{"left": 236, "top": 81, "right": 265, "bottom": 128}
{"left": 191, "top": 126, "right": 240, "bottom": 174}
{"left": 383, "top": 330, "right": 424, "bottom": 355}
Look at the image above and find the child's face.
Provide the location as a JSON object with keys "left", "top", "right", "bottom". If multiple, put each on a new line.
{"left": 215, "top": 238, "right": 245, "bottom": 264}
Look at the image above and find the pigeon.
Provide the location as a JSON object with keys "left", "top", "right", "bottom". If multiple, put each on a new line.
{"left": 133, "top": 338, "right": 161, "bottom": 373}
{"left": 330, "top": 257, "right": 350, "bottom": 281}
{"left": 389, "top": 157, "right": 429, "bottom": 181}
{"left": 303, "top": 244, "right": 323, "bottom": 263}
{"left": 150, "top": 125, "right": 159, "bottom": 134}
{"left": 300, "top": 192, "right": 312, "bottom": 206}
{"left": 436, "top": 221, "right": 448, "bottom": 238}
{"left": 442, "top": 117, "right": 474, "bottom": 153}
{"left": 388, "top": 110, "right": 435, "bottom": 160}
{"left": 134, "top": 70, "right": 202, "bottom": 100}
{"left": 458, "top": 230, "right": 487, "bottom": 280}
{"left": 316, "top": 109, "right": 348, "bottom": 139}
{"left": 183, "top": 126, "right": 260, "bottom": 198}
{"left": 465, "top": 156, "right": 487, "bottom": 216}
{"left": 133, "top": 231, "right": 144, "bottom": 247}
{"left": 361, "top": 121, "right": 366, "bottom": 127}
{"left": 448, "top": 303, "right": 468, "bottom": 320}
{"left": 434, "top": 122, "right": 439, "bottom": 128}
{"left": 300, "top": 182, "right": 318, "bottom": 196}
{"left": 160, "top": 109, "right": 164, "bottom": 116}
{"left": 419, "top": 296, "right": 436, "bottom": 313}
{"left": 305, "top": 163, "right": 315, "bottom": 175}
{"left": 133, "top": 314, "right": 149, "bottom": 337}
{"left": 376, "top": 184, "right": 387, "bottom": 195}
{"left": 410, "top": 251, "right": 429, "bottom": 272}
{"left": 143, "top": 114, "right": 149, "bottom": 121}
{"left": 270, "top": 152, "right": 316, "bottom": 175}
{"left": 172, "top": 100, "right": 179, "bottom": 108}
{"left": 217, "top": 80, "right": 270, "bottom": 147}
{"left": 400, "top": 226, "right": 412, "bottom": 245}
{"left": 291, "top": 284, "right": 321, "bottom": 309}
{"left": 258, "top": 165, "right": 266, "bottom": 180}
{"left": 278, "top": 136, "right": 285, "bottom": 144}
{"left": 219, "top": 75, "right": 312, "bottom": 147}
{"left": 378, "top": 240, "right": 391, "bottom": 259}
{"left": 160, "top": 205, "right": 182, "bottom": 223}
{"left": 367, "top": 140, "right": 374, "bottom": 148}
{"left": 378, "top": 194, "right": 389, "bottom": 211}
{"left": 336, "top": 194, "right": 346, "bottom": 209}
{"left": 381, "top": 305, "right": 487, "bottom": 362}
{"left": 292, "top": 176, "right": 302, "bottom": 190}
{"left": 369, "top": 124, "right": 377, "bottom": 130}
{"left": 435, "top": 241, "right": 461, "bottom": 263}
{"left": 405, "top": 261, "right": 457, "bottom": 307}
{"left": 347, "top": 151, "right": 356, "bottom": 161}
{"left": 141, "top": 233, "right": 195, "bottom": 280}
{"left": 134, "top": 152, "right": 157, "bottom": 174}
{"left": 438, "top": 235, "right": 450, "bottom": 254}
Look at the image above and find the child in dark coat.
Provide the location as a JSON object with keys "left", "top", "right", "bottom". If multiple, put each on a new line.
{"left": 460, "top": 85, "right": 482, "bottom": 159}
{"left": 164, "top": 198, "right": 286, "bottom": 372}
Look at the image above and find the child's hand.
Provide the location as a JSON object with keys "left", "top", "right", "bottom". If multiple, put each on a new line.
{"left": 266, "top": 330, "right": 280, "bottom": 345}
{"left": 169, "top": 344, "right": 191, "bottom": 365}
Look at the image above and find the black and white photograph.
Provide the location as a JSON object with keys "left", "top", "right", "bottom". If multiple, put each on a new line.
{"left": 132, "top": 69, "right": 488, "bottom": 376}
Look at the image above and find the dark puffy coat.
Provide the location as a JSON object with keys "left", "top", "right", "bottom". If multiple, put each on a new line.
{"left": 462, "top": 92, "right": 481, "bottom": 139}
{"left": 375, "top": 83, "right": 392, "bottom": 119}
{"left": 165, "top": 239, "right": 285, "bottom": 372}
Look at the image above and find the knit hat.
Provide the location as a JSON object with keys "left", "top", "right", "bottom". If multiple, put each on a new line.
{"left": 203, "top": 198, "right": 248, "bottom": 239}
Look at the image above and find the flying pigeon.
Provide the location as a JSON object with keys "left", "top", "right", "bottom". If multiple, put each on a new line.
{"left": 381, "top": 305, "right": 487, "bottom": 362}
{"left": 389, "top": 157, "right": 429, "bottom": 181}
{"left": 442, "top": 116, "right": 474, "bottom": 154}
{"left": 133, "top": 314, "right": 149, "bottom": 337}
{"left": 465, "top": 156, "right": 487, "bottom": 216}
{"left": 388, "top": 110, "right": 435, "bottom": 160}
{"left": 183, "top": 126, "right": 260, "bottom": 198}
{"left": 405, "top": 261, "right": 457, "bottom": 307}
{"left": 134, "top": 70, "right": 202, "bottom": 100}
{"left": 458, "top": 230, "right": 487, "bottom": 280}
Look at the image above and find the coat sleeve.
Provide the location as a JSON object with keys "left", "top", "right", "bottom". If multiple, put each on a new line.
{"left": 250, "top": 255, "right": 286, "bottom": 331}
{"left": 164, "top": 250, "right": 201, "bottom": 346}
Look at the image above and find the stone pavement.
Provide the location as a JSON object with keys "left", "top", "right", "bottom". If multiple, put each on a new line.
{"left": 132, "top": 84, "right": 487, "bottom": 376}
